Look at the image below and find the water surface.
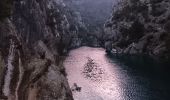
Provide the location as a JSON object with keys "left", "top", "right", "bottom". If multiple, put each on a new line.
{"left": 64, "top": 46, "right": 170, "bottom": 100}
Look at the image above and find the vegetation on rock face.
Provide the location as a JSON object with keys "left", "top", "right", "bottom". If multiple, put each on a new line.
{"left": 105, "top": 0, "right": 170, "bottom": 60}
{"left": 0, "top": 0, "right": 75, "bottom": 99}
{"left": 0, "top": 0, "right": 13, "bottom": 20}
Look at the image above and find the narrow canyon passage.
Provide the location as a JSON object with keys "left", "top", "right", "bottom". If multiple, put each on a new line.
{"left": 64, "top": 47, "right": 170, "bottom": 100}
{"left": 1, "top": 0, "right": 170, "bottom": 100}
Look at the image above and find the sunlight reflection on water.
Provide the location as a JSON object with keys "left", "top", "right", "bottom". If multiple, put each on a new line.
{"left": 64, "top": 46, "right": 170, "bottom": 100}
{"left": 64, "top": 47, "right": 125, "bottom": 100}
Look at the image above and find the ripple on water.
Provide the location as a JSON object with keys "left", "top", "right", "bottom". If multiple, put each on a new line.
{"left": 64, "top": 46, "right": 170, "bottom": 100}
{"left": 82, "top": 57, "right": 105, "bottom": 82}
{"left": 64, "top": 47, "right": 124, "bottom": 100}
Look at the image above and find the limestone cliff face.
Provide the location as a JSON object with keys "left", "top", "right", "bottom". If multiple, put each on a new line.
{"left": 104, "top": 0, "right": 170, "bottom": 60}
{"left": 0, "top": 0, "right": 86, "bottom": 99}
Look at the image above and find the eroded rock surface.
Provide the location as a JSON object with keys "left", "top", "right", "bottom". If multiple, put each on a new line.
{"left": 104, "top": 0, "right": 170, "bottom": 60}
{"left": 0, "top": 0, "right": 86, "bottom": 99}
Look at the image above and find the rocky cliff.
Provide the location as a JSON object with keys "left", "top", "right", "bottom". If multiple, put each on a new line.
{"left": 64, "top": 0, "right": 115, "bottom": 47}
{"left": 0, "top": 0, "right": 86, "bottom": 99}
{"left": 104, "top": 0, "right": 170, "bottom": 61}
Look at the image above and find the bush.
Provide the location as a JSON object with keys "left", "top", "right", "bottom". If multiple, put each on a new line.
{"left": 0, "top": 0, "right": 13, "bottom": 20}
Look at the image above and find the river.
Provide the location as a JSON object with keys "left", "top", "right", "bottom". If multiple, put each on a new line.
{"left": 64, "top": 46, "right": 170, "bottom": 100}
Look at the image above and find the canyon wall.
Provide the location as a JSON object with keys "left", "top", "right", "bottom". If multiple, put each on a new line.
{"left": 65, "top": 0, "right": 114, "bottom": 47}
{"left": 104, "top": 0, "right": 170, "bottom": 61}
{"left": 0, "top": 0, "right": 86, "bottom": 99}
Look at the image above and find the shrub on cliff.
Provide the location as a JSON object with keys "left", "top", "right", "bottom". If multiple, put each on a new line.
{"left": 0, "top": 0, "right": 13, "bottom": 20}
{"left": 105, "top": 0, "right": 170, "bottom": 59}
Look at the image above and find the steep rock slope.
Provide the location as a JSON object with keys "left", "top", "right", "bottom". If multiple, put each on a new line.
{"left": 105, "top": 0, "right": 170, "bottom": 60}
{"left": 64, "top": 0, "right": 114, "bottom": 47}
{"left": 0, "top": 0, "right": 85, "bottom": 99}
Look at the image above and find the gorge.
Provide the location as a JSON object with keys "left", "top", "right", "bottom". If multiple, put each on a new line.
{"left": 0, "top": 0, "right": 170, "bottom": 100}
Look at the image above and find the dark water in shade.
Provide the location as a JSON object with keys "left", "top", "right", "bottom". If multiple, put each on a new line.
{"left": 64, "top": 46, "right": 170, "bottom": 100}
